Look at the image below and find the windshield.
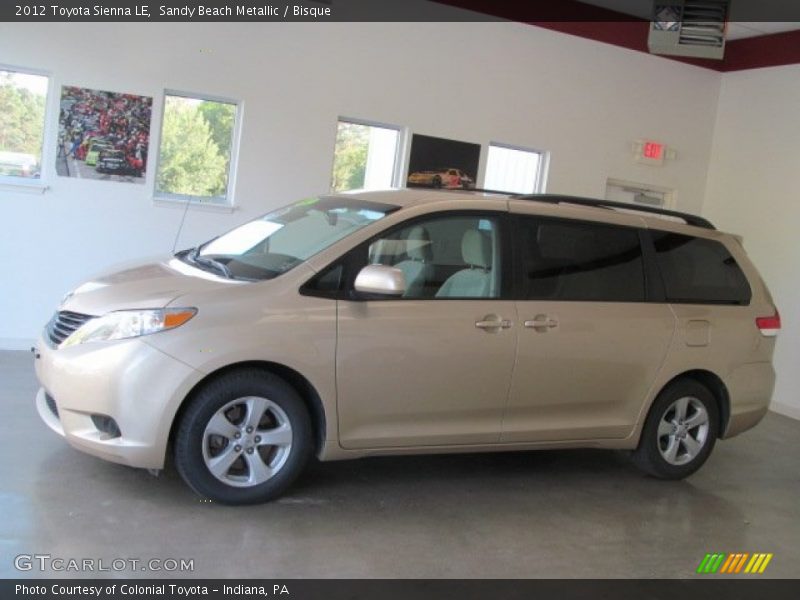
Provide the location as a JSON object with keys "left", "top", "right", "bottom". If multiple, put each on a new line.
{"left": 181, "top": 196, "right": 399, "bottom": 281}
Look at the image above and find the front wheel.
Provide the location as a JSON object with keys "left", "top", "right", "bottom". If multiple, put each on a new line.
{"left": 174, "top": 369, "right": 313, "bottom": 504}
{"left": 633, "top": 379, "right": 719, "bottom": 479}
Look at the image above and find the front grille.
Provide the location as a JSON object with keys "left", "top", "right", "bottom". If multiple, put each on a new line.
{"left": 45, "top": 311, "right": 93, "bottom": 347}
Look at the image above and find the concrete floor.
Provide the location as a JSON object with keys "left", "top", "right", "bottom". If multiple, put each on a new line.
{"left": 1, "top": 349, "right": 798, "bottom": 579}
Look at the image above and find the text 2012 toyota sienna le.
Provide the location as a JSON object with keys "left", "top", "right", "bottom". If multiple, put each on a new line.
{"left": 33, "top": 190, "right": 779, "bottom": 504}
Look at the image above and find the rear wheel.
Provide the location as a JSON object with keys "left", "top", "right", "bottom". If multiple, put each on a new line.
{"left": 174, "top": 369, "right": 313, "bottom": 504}
{"left": 633, "top": 379, "right": 719, "bottom": 479}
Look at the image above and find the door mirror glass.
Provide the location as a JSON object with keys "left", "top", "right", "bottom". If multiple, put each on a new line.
{"left": 354, "top": 265, "right": 406, "bottom": 296}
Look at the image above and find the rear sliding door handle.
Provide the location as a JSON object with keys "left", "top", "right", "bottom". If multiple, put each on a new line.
{"left": 475, "top": 316, "right": 513, "bottom": 331}
{"left": 524, "top": 315, "right": 558, "bottom": 331}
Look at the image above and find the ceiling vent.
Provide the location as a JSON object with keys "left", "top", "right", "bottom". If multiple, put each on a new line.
{"left": 634, "top": 192, "right": 664, "bottom": 207}
{"left": 648, "top": 0, "right": 729, "bottom": 59}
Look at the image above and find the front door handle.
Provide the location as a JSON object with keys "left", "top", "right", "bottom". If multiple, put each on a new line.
{"left": 524, "top": 314, "right": 558, "bottom": 331}
{"left": 475, "top": 315, "right": 513, "bottom": 332}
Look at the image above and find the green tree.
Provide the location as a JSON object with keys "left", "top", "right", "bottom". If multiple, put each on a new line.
{"left": 331, "top": 122, "right": 369, "bottom": 192}
{"left": 157, "top": 98, "right": 227, "bottom": 199}
{"left": 197, "top": 100, "right": 235, "bottom": 160}
{"left": 0, "top": 72, "right": 46, "bottom": 160}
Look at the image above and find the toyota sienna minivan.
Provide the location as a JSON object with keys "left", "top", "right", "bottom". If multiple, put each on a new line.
{"left": 33, "top": 190, "right": 779, "bottom": 504}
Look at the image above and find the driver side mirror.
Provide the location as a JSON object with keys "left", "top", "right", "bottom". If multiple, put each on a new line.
{"left": 354, "top": 265, "right": 406, "bottom": 297}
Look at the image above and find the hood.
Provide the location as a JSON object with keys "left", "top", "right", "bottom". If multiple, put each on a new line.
{"left": 60, "top": 256, "right": 243, "bottom": 316}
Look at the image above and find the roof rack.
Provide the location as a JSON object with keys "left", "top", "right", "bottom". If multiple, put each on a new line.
{"left": 411, "top": 185, "right": 511, "bottom": 195}
{"left": 463, "top": 187, "right": 511, "bottom": 195}
{"left": 514, "top": 194, "right": 716, "bottom": 230}
{"left": 406, "top": 187, "right": 715, "bottom": 230}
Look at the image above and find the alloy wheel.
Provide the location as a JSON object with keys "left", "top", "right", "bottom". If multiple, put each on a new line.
{"left": 201, "top": 396, "right": 293, "bottom": 487}
{"left": 657, "top": 396, "right": 710, "bottom": 466}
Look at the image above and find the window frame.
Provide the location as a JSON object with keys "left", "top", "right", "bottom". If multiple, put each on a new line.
{"left": 483, "top": 141, "right": 549, "bottom": 195}
{"left": 302, "top": 210, "right": 514, "bottom": 302}
{"left": 511, "top": 214, "right": 656, "bottom": 304}
{"left": 0, "top": 63, "right": 54, "bottom": 192}
{"left": 153, "top": 89, "right": 243, "bottom": 208}
{"left": 330, "top": 116, "right": 405, "bottom": 193}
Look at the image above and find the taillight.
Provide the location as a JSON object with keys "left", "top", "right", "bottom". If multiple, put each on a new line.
{"left": 756, "top": 311, "right": 781, "bottom": 337}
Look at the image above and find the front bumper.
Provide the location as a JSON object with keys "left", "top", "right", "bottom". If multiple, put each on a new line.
{"left": 33, "top": 334, "right": 201, "bottom": 469}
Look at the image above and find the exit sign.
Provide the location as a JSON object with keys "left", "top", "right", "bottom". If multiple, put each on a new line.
{"left": 634, "top": 139, "right": 675, "bottom": 166}
{"left": 643, "top": 141, "right": 663, "bottom": 160}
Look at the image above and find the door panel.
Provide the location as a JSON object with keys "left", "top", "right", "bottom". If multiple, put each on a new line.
{"left": 335, "top": 210, "right": 515, "bottom": 449}
{"left": 337, "top": 300, "right": 517, "bottom": 448}
{"left": 503, "top": 209, "right": 675, "bottom": 442}
{"left": 503, "top": 302, "right": 674, "bottom": 442}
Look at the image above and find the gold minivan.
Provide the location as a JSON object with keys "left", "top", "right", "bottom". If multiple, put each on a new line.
{"left": 33, "top": 190, "right": 779, "bottom": 504}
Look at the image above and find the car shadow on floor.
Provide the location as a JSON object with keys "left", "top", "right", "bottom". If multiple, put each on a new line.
{"left": 31, "top": 442, "right": 728, "bottom": 511}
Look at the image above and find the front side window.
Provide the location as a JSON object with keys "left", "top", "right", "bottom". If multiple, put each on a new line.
{"left": 156, "top": 93, "right": 238, "bottom": 205}
{"left": 181, "top": 197, "right": 398, "bottom": 281}
{"left": 651, "top": 231, "right": 751, "bottom": 305}
{"left": 518, "top": 217, "right": 645, "bottom": 302}
{"left": 0, "top": 67, "right": 49, "bottom": 181}
{"left": 366, "top": 214, "right": 503, "bottom": 299}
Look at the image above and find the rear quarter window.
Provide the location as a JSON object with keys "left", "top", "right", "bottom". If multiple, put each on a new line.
{"left": 651, "top": 231, "right": 751, "bottom": 305}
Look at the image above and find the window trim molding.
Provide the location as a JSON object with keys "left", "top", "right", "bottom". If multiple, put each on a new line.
{"left": 152, "top": 88, "right": 243, "bottom": 208}
{"left": 331, "top": 116, "right": 406, "bottom": 192}
{"left": 0, "top": 63, "right": 55, "bottom": 192}
{"left": 485, "top": 141, "right": 550, "bottom": 195}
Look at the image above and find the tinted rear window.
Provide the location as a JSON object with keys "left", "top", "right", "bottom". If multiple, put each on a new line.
{"left": 651, "top": 232, "right": 751, "bottom": 305}
{"left": 518, "top": 217, "right": 645, "bottom": 302}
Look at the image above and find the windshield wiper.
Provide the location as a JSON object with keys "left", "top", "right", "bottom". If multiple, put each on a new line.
{"left": 189, "top": 247, "right": 233, "bottom": 279}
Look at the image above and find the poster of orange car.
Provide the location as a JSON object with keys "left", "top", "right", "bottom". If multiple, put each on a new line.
{"left": 407, "top": 167, "right": 474, "bottom": 189}
{"left": 406, "top": 134, "right": 479, "bottom": 190}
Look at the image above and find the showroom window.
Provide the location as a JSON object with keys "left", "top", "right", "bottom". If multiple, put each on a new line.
{"left": 331, "top": 118, "right": 401, "bottom": 193}
{"left": 0, "top": 66, "right": 49, "bottom": 183}
{"left": 155, "top": 92, "right": 240, "bottom": 206}
{"left": 484, "top": 143, "right": 547, "bottom": 194}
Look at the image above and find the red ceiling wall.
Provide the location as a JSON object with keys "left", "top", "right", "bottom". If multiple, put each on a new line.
{"left": 438, "top": 0, "right": 800, "bottom": 72}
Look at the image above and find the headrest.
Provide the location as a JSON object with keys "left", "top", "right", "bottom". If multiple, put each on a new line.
{"left": 406, "top": 226, "right": 432, "bottom": 261}
{"left": 462, "top": 230, "right": 492, "bottom": 269}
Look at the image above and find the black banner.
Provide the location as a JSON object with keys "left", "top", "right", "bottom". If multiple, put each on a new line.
{"left": 3, "top": 580, "right": 800, "bottom": 600}
{"left": 3, "top": 0, "right": 800, "bottom": 23}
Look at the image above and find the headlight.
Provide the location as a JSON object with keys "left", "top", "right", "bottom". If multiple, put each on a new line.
{"left": 62, "top": 307, "right": 197, "bottom": 347}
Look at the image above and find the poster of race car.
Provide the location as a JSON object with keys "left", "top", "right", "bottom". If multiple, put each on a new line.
{"left": 56, "top": 85, "right": 152, "bottom": 184}
{"left": 406, "top": 134, "right": 480, "bottom": 190}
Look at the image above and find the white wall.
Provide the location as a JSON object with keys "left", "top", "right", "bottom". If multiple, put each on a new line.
{"left": 704, "top": 65, "right": 800, "bottom": 419}
{"left": 0, "top": 21, "right": 721, "bottom": 346}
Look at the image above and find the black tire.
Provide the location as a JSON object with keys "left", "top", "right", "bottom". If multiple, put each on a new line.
{"left": 174, "top": 369, "right": 313, "bottom": 505}
{"left": 432, "top": 176, "right": 442, "bottom": 188}
{"left": 632, "top": 379, "right": 719, "bottom": 480}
